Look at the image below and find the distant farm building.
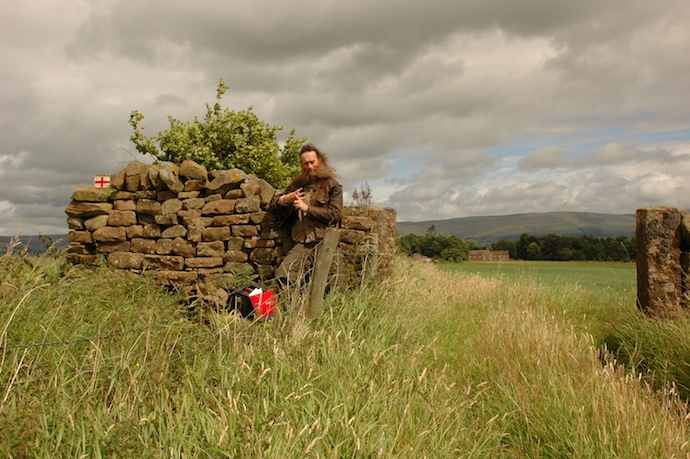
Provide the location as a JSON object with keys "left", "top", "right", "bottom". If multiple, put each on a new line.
{"left": 468, "top": 249, "right": 510, "bottom": 261}
{"left": 411, "top": 253, "right": 433, "bottom": 263}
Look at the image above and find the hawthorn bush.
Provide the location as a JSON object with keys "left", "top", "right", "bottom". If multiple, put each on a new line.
{"left": 129, "top": 80, "right": 304, "bottom": 189}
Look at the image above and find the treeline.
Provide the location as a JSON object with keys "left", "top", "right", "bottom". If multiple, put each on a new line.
{"left": 494, "top": 233, "right": 635, "bottom": 262}
{"left": 397, "top": 226, "right": 481, "bottom": 262}
{"left": 398, "top": 227, "right": 636, "bottom": 262}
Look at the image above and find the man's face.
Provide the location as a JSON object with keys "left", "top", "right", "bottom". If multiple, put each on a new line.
{"left": 301, "top": 150, "right": 320, "bottom": 174}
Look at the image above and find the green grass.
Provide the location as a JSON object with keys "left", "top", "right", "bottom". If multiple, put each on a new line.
{"left": 2, "top": 250, "right": 690, "bottom": 457}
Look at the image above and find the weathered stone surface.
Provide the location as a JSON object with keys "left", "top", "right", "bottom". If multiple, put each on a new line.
{"left": 186, "top": 226, "right": 204, "bottom": 243}
{"left": 157, "top": 190, "right": 176, "bottom": 201}
{"left": 156, "top": 238, "right": 174, "bottom": 255}
{"left": 178, "top": 191, "right": 201, "bottom": 199}
{"left": 226, "top": 237, "right": 244, "bottom": 251}
{"left": 202, "top": 227, "right": 231, "bottom": 241}
{"left": 224, "top": 189, "right": 244, "bottom": 199}
{"left": 206, "top": 169, "right": 247, "bottom": 194}
{"left": 130, "top": 238, "right": 157, "bottom": 254}
{"left": 114, "top": 200, "right": 136, "bottom": 211}
{"left": 126, "top": 225, "right": 144, "bottom": 238}
{"left": 185, "top": 257, "right": 223, "bottom": 268}
{"left": 342, "top": 215, "right": 374, "bottom": 231}
{"left": 97, "top": 241, "right": 131, "bottom": 253}
{"left": 65, "top": 201, "right": 113, "bottom": 218}
{"left": 235, "top": 195, "right": 261, "bottom": 214}
{"left": 111, "top": 191, "right": 134, "bottom": 200}
{"left": 135, "top": 190, "right": 158, "bottom": 200}
{"left": 68, "top": 231, "right": 93, "bottom": 244}
{"left": 158, "top": 161, "right": 184, "bottom": 193}
{"left": 205, "top": 194, "right": 222, "bottom": 202}
{"left": 240, "top": 179, "right": 260, "bottom": 197}
{"left": 182, "top": 198, "right": 205, "bottom": 210}
{"left": 177, "top": 209, "right": 203, "bottom": 219}
{"left": 681, "top": 210, "right": 690, "bottom": 252}
{"left": 92, "top": 226, "right": 127, "bottom": 243}
{"left": 67, "top": 217, "right": 84, "bottom": 230}
{"left": 223, "top": 250, "right": 249, "bottom": 263}
{"left": 161, "top": 198, "right": 183, "bottom": 215}
{"left": 211, "top": 214, "right": 249, "bottom": 226}
{"left": 339, "top": 229, "right": 366, "bottom": 245}
{"left": 636, "top": 207, "right": 682, "bottom": 313}
{"left": 172, "top": 237, "right": 197, "bottom": 258}
{"left": 155, "top": 214, "right": 179, "bottom": 226}
{"left": 232, "top": 225, "right": 259, "bottom": 237}
{"left": 202, "top": 199, "right": 236, "bottom": 215}
{"left": 65, "top": 243, "right": 90, "bottom": 254}
{"left": 136, "top": 200, "right": 162, "bottom": 216}
{"left": 184, "top": 180, "right": 206, "bottom": 192}
{"left": 111, "top": 168, "right": 126, "bottom": 190}
{"left": 108, "top": 210, "right": 137, "bottom": 227}
{"left": 257, "top": 178, "right": 276, "bottom": 207}
{"left": 71, "top": 187, "right": 113, "bottom": 202}
{"left": 250, "top": 211, "right": 275, "bottom": 224}
{"left": 143, "top": 255, "right": 184, "bottom": 271}
{"left": 182, "top": 216, "right": 212, "bottom": 228}
{"left": 108, "top": 252, "right": 144, "bottom": 269}
{"left": 83, "top": 215, "right": 110, "bottom": 231}
{"left": 179, "top": 159, "right": 208, "bottom": 181}
{"left": 142, "top": 224, "right": 161, "bottom": 239}
{"left": 162, "top": 225, "right": 187, "bottom": 238}
{"left": 197, "top": 241, "right": 225, "bottom": 257}
{"left": 125, "top": 160, "right": 147, "bottom": 192}
{"left": 250, "top": 248, "right": 276, "bottom": 265}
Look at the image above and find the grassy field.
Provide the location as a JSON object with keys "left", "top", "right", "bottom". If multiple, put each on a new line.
{"left": 2, "top": 249, "right": 690, "bottom": 457}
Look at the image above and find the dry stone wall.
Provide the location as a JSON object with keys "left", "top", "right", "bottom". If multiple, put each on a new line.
{"left": 636, "top": 206, "right": 690, "bottom": 313}
{"left": 64, "top": 159, "right": 396, "bottom": 287}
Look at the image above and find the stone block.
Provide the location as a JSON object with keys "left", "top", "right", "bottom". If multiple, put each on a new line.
{"left": 136, "top": 199, "right": 162, "bottom": 216}
{"left": 226, "top": 237, "right": 244, "bottom": 251}
{"left": 65, "top": 201, "right": 113, "bottom": 218}
{"left": 244, "top": 239, "right": 275, "bottom": 249}
{"left": 232, "top": 225, "right": 259, "bottom": 237}
{"left": 155, "top": 214, "right": 179, "bottom": 226}
{"left": 202, "top": 199, "right": 236, "bottom": 215}
{"left": 162, "top": 225, "right": 187, "bottom": 238}
{"left": 143, "top": 255, "right": 184, "bottom": 271}
{"left": 197, "top": 241, "right": 225, "bottom": 257}
{"left": 223, "top": 250, "right": 249, "bottom": 263}
{"left": 92, "top": 226, "right": 127, "bottom": 243}
{"left": 182, "top": 198, "right": 206, "bottom": 210}
{"left": 108, "top": 252, "right": 144, "bottom": 269}
{"left": 68, "top": 231, "right": 93, "bottom": 244}
{"left": 97, "top": 241, "right": 131, "bottom": 253}
{"left": 342, "top": 215, "right": 374, "bottom": 231}
{"left": 636, "top": 207, "right": 682, "bottom": 313}
{"left": 250, "top": 248, "right": 277, "bottom": 265}
{"left": 186, "top": 226, "right": 203, "bottom": 243}
{"left": 184, "top": 180, "right": 206, "bottom": 192}
{"left": 235, "top": 195, "right": 261, "bottom": 214}
{"left": 179, "top": 159, "right": 208, "bottom": 181}
{"left": 172, "top": 237, "right": 197, "bottom": 257}
{"left": 108, "top": 210, "right": 137, "bottom": 227}
{"left": 142, "top": 224, "right": 161, "bottom": 239}
{"left": 185, "top": 257, "right": 223, "bottom": 268}
{"left": 202, "top": 227, "right": 231, "bottom": 241}
{"left": 114, "top": 200, "right": 136, "bottom": 211}
{"left": 156, "top": 238, "right": 174, "bottom": 255}
{"left": 130, "top": 238, "right": 157, "bottom": 254}
{"left": 211, "top": 214, "right": 249, "bottom": 226}
{"left": 67, "top": 217, "right": 84, "bottom": 230}
{"left": 70, "top": 187, "right": 113, "bottom": 202}
{"left": 126, "top": 225, "right": 144, "bottom": 239}
{"left": 224, "top": 189, "right": 244, "bottom": 199}
{"left": 161, "top": 198, "right": 183, "bottom": 215}
{"left": 178, "top": 191, "right": 201, "bottom": 199}
{"left": 84, "top": 215, "right": 110, "bottom": 231}
{"left": 681, "top": 210, "right": 690, "bottom": 252}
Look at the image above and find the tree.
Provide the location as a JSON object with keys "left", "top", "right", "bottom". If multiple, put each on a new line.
{"left": 129, "top": 79, "right": 305, "bottom": 189}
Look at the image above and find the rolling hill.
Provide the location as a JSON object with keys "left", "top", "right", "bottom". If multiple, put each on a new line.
{"left": 396, "top": 211, "right": 637, "bottom": 245}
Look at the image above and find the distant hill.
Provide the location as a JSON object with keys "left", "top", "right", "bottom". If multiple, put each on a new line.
{"left": 0, "top": 234, "right": 69, "bottom": 255}
{"left": 396, "top": 212, "right": 636, "bottom": 245}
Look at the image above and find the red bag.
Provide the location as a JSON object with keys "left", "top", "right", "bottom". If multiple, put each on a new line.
{"left": 228, "top": 286, "right": 277, "bottom": 319}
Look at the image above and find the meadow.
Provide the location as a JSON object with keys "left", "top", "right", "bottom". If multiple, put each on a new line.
{"left": 2, "top": 248, "right": 690, "bottom": 458}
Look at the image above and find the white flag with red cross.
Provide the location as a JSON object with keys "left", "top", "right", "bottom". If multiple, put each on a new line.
{"left": 94, "top": 175, "right": 111, "bottom": 188}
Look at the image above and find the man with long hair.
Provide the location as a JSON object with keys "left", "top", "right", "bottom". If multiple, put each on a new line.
{"left": 270, "top": 143, "right": 342, "bottom": 288}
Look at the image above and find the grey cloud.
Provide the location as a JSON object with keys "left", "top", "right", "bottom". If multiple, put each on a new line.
{"left": 519, "top": 147, "right": 568, "bottom": 170}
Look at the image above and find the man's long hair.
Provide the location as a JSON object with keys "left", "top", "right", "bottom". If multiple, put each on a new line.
{"left": 291, "top": 143, "right": 338, "bottom": 188}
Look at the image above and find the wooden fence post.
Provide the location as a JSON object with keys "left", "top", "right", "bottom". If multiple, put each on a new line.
{"left": 306, "top": 228, "right": 340, "bottom": 319}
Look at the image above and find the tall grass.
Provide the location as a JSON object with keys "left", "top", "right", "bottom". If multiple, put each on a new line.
{"left": 1, "top": 247, "right": 689, "bottom": 457}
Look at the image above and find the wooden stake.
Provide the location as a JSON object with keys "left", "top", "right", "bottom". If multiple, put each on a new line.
{"left": 306, "top": 228, "right": 340, "bottom": 319}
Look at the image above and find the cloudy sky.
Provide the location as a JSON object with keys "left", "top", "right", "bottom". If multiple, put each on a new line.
{"left": 2, "top": 0, "right": 690, "bottom": 235}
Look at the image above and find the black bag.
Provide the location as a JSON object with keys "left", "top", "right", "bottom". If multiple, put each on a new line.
{"left": 227, "top": 284, "right": 277, "bottom": 319}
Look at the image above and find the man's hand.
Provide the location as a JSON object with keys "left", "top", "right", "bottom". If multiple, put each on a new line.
{"left": 293, "top": 193, "right": 308, "bottom": 212}
{"left": 280, "top": 188, "right": 305, "bottom": 205}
